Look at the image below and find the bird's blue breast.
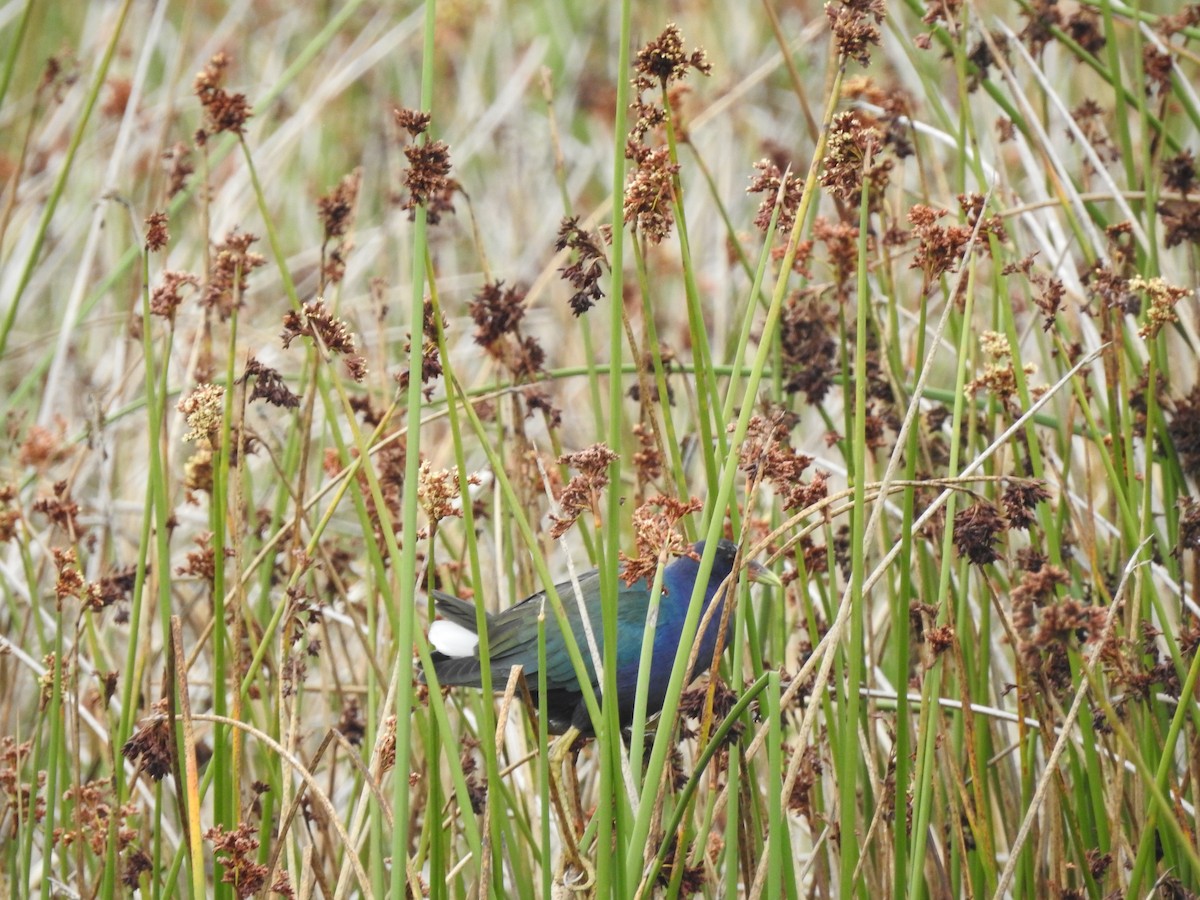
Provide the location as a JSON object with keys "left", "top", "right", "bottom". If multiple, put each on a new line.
{"left": 612, "top": 553, "right": 733, "bottom": 716}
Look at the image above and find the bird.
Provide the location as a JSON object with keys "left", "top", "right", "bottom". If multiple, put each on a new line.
{"left": 422, "top": 538, "right": 781, "bottom": 736}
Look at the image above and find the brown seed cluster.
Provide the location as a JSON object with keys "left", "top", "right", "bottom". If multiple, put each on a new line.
{"left": 202, "top": 229, "right": 266, "bottom": 319}
{"left": 0, "top": 738, "right": 45, "bottom": 835}
{"left": 1003, "top": 253, "right": 1065, "bottom": 332}
{"left": 54, "top": 778, "right": 137, "bottom": 858}
{"left": 906, "top": 194, "right": 1006, "bottom": 285}
{"left": 738, "top": 414, "right": 827, "bottom": 512}
{"left": 965, "top": 331, "right": 1036, "bottom": 403}
{"left": 207, "top": 822, "right": 294, "bottom": 898}
{"left": 825, "top": 0, "right": 885, "bottom": 67}
{"left": 623, "top": 145, "right": 680, "bottom": 245}
{"left": 468, "top": 281, "right": 546, "bottom": 383}
{"left": 632, "top": 22, "right": 711, "bottom": 88}
{"left": 193, "top": 52, "right": 252, "bottom": 143}
{"left": 317, "top": 168, "right": 362, "bottom": 288}
{"left": 619, "top": 493, "right": 703, "bottom": 586}
{"left": 281, "top": 299, "right": 367, "bottom": 383}
{"left": 747, "top": 159, "right": 805, "bottom": 236}
{"left": 1163, "top": 149, "right": 1196, "bottom": 196}
{"left": 1167, "top": 380, "right": 1200, "bottom": 479}
{"left": 150, "top": 270, "right": 200, "bottom": 321}
{"left": 416, "top": 459, "right": 480, "bottom": 536}
{"left": 951, "top": 501, "right": 1006, "bottom": 566}
{"left": 822, "top": 110, "right": 894, "bottom": 212}
{"left": 242, "top": 357, "right": 300, "bottom": 409}
{"left": 393, "top": 107, "right": 456, "bottom": 224}
{"left": 398, "top": 298, "right": 447, "bottom": 396}
{"left": 555, "top": 216, "right": 608, "bottom": 316}
{"left": 121, "top": 699, "right": 173, "bottom": 782}
{"left": 549, "top": 444, "right": 619, "bottom": 539}
{"left": 144, "top": 211, "right": 169, "bottom": 252}
{"left": 778, "top": 290, "right": 838, "bottom": 402}
{"left": 622, "top": 24, "right": 711, "bottom": 245}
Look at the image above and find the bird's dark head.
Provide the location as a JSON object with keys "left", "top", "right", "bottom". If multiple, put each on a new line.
{"left": 686, "top": 539, "right": 782, "bottom": 588}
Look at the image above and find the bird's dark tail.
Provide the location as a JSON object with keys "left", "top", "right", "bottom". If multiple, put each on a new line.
{"left": 420, "top": 591, "right": 491, "bottom": 687}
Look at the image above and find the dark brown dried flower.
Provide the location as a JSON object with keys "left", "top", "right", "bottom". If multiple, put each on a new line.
{"left": 524, "top": 386, "right": 562, "bottom": 429}
{"left": 122, "top": 699, "right": 173, "bottom": 781}
{"left": 1158, "top": 5, "right": 1200, "bottom": 36}
{"left": 556, "top": 217, "right": 608, "bottom": 316}
{"left": 243, "top": 357, "right": 300, "bottom": 409}
{"left": 33, "top": 480, "right": 79, "bottom": 536}
{"left": 144, "top": 211, "right": 169, "bottom": 252}
{"left": 623, "top": 144, "right": 679, "bottom": 244}
{"left": 1003, "top": 253, "right": 1066, "bottom": 332}
{"left": 98, "top": 564, "right": 137, "bottom": 609}
{"left": 550, "top": 444, "right": 619, "bottom": 538}
{"left": 202, "top": 229, "right": 265, "bottom": 319}
{"left": 738, "top": 414, "right": 826, "bottom": 512}
{"left": 920, "top": 0, "right": 962, "bottom": 29}
{"left": 193, "top": 52, "right": 252, "bottom": 141}
{"left": 400, "top": 136, "right": 456, "bottom": 224}
{"left": 122, "top": 846, "right": 152, "bottom": 889}
{"left": 787, "top": 744, "right": 823, "bottom": 820}
{"left": 1067, "top": 100, "right": 1118, "bottom": 163}
{"left": 631, "top": 421, "right": 663, "bottom": 486}
{"left": 163, "top": 142, "right": 194, "bottom": 198}
{"left": 813, "top": 217, "right": 862, "bottom": 299}
{"left": 317, "top": 168, "right": 362, "bottom": 286}
{"left": 679, "top": 676, "right": 744, "bottom": 744}
{"left": 318, "top": 168, "right": 361, "bottom": 240}
{"left": 175, "top": 530, "right": 231, "bottom": 583}
{"left": 393, "top": 107, "right": 431, "bottom": 137}
{"left": 632, "top": 23, "right": 712, "bottom": 87}
{"left": 151, "top": 270, "right": 200, "bottom": 320}
{"left": 281, "top": 300, "right": 367, "bottom": 382}
{"left": 337, "top": 697, "right": 366, "bottom": 746}
{"left": 53, "top": 547, "right": 84, "bottom": 604}
{"left": 398, "top": 298, "right": 446, "bottom": 393}
{"left": 1001, "top": 481, "right": 1050, "bottom": 530}
{"left": 0, "top": 484, "right": 20, "bottom": 544}
{"left": 470, "top": 281, "right": 526, "bottom": 346}
{"left": 1163, "top": 150, "right": 1197, "bottom": 196}
{"left": 1158, "top": 199, "right": 1200, "bottom": 247}
{"left": 826, "top": 0, "right": 886, "bottom": 67}
{"left": 965, "top": 331, "right": 1034, "bottom": 400}
{"left": 1065, "top": 9, "right": 1105, "bottom": 54}
{"left": 958, "top": 192, "right": 1008, "bottom": 245}
{"left": 821, "top": 110, "right": 890, "bottom": 206}
{"left": 619, "top": 494, "right": 703, "bottom": 585}
{"left": 207, "top": 822, "right": 291, "bottom": 899}
{"left": 56, "top": 778, "right": 138, "bottom": 857}
{"left": 1010, "top": 563, "right": 1070, "bottom": 634}
{"left": 952, "top": 501, "right": 1006, "bottom": 565}
{"left": 0, "top": 737, "right": 46, "bottom": 833}
{"left": 1018, "top": 0, "right": 1062, "bottom": 56}
{"left": 1142, "top": 44, "right": 1174, "bottom": 96}
{"left": 779, "top": 290, "right": 838, "bottom": 402}
{"left": 1179, "top": 496, "right": 1200, "bottom": 554}
{"left": 748, "top": 159, "right": 804, "bottom": 235}
{"left": 927, "top": 624, "right": 955, "bottom": 656}
{"left": 1168, "top": 380, "right": 1200, "bottom": 478}
{"left": 906, "top": 196, "right": 1002, "bottom": 286}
